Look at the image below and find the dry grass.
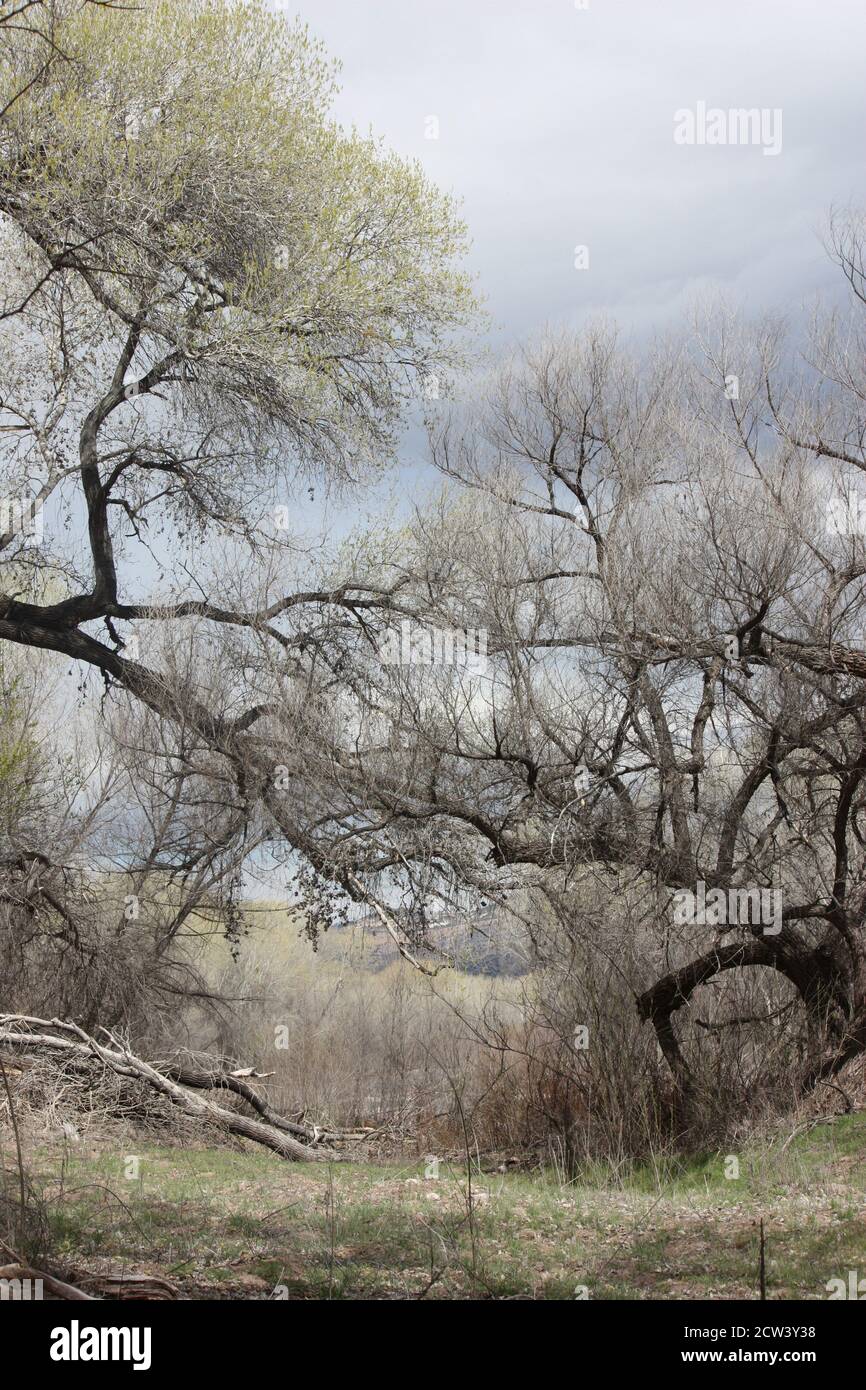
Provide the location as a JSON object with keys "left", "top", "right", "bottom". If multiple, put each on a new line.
{"left": 3, "top": 1110, "right": 863, "bottom": 1300}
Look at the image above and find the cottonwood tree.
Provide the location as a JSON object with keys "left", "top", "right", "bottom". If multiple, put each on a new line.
{"left": 0, "top": 1, "right": 133, "bottom": 120}
{"left": 5, "top": 0, "right": 866, "bottom": 1140}
{"left": 263, "top": 222, "right": 866, "bottom": 1129}
{"left": 0, "top": 0, "right": 477, "bottom": 955}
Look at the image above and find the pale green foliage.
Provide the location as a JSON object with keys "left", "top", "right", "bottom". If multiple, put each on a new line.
{"left": 0, "top": 0, "right": 478, "bottom": 482}
{"left": 0, "top": 657, "right": 39, "bottom": 837}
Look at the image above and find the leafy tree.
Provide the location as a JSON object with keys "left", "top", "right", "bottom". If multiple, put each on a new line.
{"left": 0, "top": 0, "right": 477, "bottom": 935}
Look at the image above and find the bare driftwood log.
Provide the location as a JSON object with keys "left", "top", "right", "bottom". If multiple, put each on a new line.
{"left": 160, "top": 1058, "right": 373, "bottom": 1144}
{"left": 0, "top": 1016, "right": 345, "bottom": 1162}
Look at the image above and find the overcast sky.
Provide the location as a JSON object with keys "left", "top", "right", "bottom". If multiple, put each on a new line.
{"left": 286, "top": 0, "right": 866, "bottom": 351}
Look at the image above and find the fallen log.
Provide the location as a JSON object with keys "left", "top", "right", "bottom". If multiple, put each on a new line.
{"left": 76, "top": 1272, "right": 179, "bottom": 1300}
{"left": 0, "top": 1260, "right": 96, "bottom": 1300}
{"left": 160, "top": 1058, "right": 369, "bottom": 1144}
{"left": 164, "top": 1058, "right": 329, "bottom": 1138}
{"left": 0, "top": 1015, "right": 343, "bottom": 1162}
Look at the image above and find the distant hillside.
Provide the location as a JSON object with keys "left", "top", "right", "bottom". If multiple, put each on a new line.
{"left": 340, "top": 905, "right": 531, "bottom": 977}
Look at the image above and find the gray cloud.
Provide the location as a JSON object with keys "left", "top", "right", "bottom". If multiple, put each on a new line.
{"left": 286, "top": 0, "right": 866, "bottom": 348}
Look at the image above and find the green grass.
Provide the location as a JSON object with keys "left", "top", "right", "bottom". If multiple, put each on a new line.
{"left": 5, "top": 1113, "right": 865, "bottom": 1299}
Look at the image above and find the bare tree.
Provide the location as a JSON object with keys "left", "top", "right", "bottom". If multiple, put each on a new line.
{"left": 263, "top": 226, "right": 866, "bottom": 1132}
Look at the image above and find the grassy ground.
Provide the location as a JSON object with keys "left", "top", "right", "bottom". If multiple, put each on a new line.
{"left": 6, "top": 1113, "right": 865, "bottom": 1299}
